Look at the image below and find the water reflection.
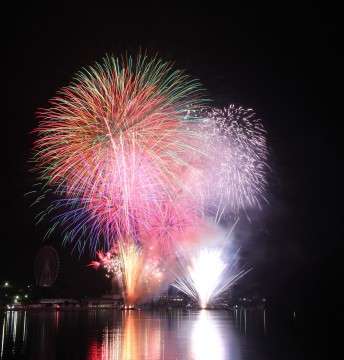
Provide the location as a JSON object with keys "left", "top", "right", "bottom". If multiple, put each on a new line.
{"left": 233, "top": 307, "right": 268, "bottom": 336}
{"left": 0, "top": 310, "right": 27, "bottom": 359}
{"left": 191, "top": 310, "right": 225, "bottom": 359}
{"left": 86, "top": 310, "right": 241, "bottom": 360}
{"left": 88, "top": 311, "right": 168, "bottom": 360}
{"left": 0, "top": 308, "right": 300, "bottom": 360}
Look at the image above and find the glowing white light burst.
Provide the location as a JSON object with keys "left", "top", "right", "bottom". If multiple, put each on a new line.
{"left": 190, "top": 249, "right": 225, "bottom": 309}
{"left": 173, "top": 246, "right": 250, "bottom": 309}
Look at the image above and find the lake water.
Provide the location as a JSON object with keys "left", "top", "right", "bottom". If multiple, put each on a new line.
{"left": 0, "top": 308, "right": 307, "bottom": 359}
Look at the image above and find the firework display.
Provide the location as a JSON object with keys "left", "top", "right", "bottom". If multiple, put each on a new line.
{"left": 32, "top": 52, "right": 269, "bottom": 307}
{"left": 173, "top": 225, "right": 251, "bottom": 308}
{"left": 34, "top": 53, "right": 204, "bottom": 246}
{"left": 90, "top": 239, "right": 167, "bottom": 306}
{"left": 184, "top": 105, "right": 268, "bottom": 215}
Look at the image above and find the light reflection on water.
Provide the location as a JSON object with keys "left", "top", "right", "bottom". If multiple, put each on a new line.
{"left": 0, "top": 308, "right": 300, "bottom": 360}
{"left": 86, "top": 310, "right": 241, "bottom": 360}
{"left": 192, "top": 310, "right": 231, "bottom": 360}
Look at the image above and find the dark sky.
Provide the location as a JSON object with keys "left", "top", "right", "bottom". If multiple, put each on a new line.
{"left": 4, "top": 6, "right": 341, "bottom": 305}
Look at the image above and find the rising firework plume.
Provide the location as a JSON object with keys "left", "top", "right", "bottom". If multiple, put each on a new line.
{"left": 33, "top": 53, "right": 206, "bottom": 250}
{"left": 174, "top": 247, "right": 250, "bottom": 308}
{"left": 90, "top": 240, "right": 166, "bottom": 306}
{"left": 173, "top": 222, "right": 251, "bottom": 309}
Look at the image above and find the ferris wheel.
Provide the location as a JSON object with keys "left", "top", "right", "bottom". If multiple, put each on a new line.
{"left": 34, "top": 245, "right": 60, "bottom": 287}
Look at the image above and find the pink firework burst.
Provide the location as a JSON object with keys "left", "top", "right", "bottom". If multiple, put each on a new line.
{"left": 33, "top": 54, "right": 205, "bottom": 249}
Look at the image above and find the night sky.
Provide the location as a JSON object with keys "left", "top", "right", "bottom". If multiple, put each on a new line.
{"left": 4, "top": 5, "right": 341, "bottom": 315}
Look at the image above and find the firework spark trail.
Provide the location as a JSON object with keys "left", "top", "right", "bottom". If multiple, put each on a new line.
{"left": 33, "top": 54, "right": 206, "bottom": 250}
{"left": 184, "top": 105, "right": 268, "bottom": 215}
{"left": 137, "top": 197, "right": 203, "bottom": 257}
{"left": 35, "top": 186, "right": 203, "bottom": 254}
{"left": 90, "top": 249, "right": 123, "bottom": 281}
